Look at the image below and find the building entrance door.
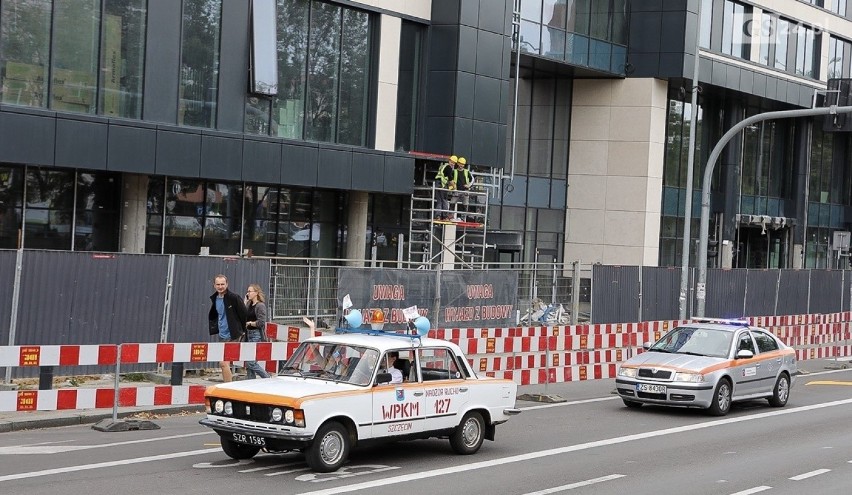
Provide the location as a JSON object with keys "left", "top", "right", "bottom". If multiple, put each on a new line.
{"left": 735, "top": 226, "right": 789, "bottom": 268}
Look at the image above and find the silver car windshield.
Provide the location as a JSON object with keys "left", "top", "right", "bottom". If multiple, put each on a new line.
{"left": 649, "top": 327, "right": 734, "bottom": 358}
{"left": 281, "top": 343, "right": 380, "bottom": 385}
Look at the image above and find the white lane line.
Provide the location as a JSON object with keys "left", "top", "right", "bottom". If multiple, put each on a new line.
{"left": 265, "top": 467, "right": 311, "bottom": 477}
{"left": 521, "top": 397, "right": 618, "bottom": 411}
{"left": 0, "top": 431, "right": 214, "bottom": 455}
{"left": 729, "top": 486, "right": 771, "bottom": 495}
{"left": 789, "top": 468, "right": 831, "bottom": 481}
{"left": 293, "top": 397, "right": 852, "bottom": 495}
{"left": 0, "top": 448, "right": 221, "bottom": 482}
{"left": 520, "top": 474, "right": 625, "bottom": 494}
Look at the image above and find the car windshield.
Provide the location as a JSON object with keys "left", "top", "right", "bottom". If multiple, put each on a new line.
{"left": 281, "top": 342, "right": 380, "bottom": 386}
{"left": 649, "top": 326, "right": 733, "bottom": 358}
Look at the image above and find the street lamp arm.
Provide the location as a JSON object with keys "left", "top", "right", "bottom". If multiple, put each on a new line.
{"left": 696, "top": 105, "right": 852, "bottom": 317}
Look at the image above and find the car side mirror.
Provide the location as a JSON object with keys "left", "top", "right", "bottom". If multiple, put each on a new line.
{"left": 375, "top": 372, "right": 392, "bottom": 385}
{"left": 735, "top": 349, "right": 754, "bottom": 360}
{"left": 642, "top": 342, "right": 652, "bottom": 350}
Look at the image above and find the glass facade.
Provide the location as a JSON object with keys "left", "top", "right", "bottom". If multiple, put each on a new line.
{"left": 394, "top": 21, "right": 423, "bottom": 152}
{"left": 0, "top": 0, "right": 146, "bottom": 117}
{"left": 178, "top": 0, "right": 222, "bottom": 128}
{"left": 519, "top": 0, "right": 628, "bottom": 74}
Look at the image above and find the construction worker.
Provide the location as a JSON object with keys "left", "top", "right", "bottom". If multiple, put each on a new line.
{"left": 453, "top": 157, "right": 473, "bottom": 220}
{"left": 435, "top": 155, "right": 458, "bottom": 220}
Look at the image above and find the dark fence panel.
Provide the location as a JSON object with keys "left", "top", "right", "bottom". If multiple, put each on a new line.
{"left": 809, "top": 270, "right": 843, "bottom": 314}
{"left": 703, "top": 268, "right": 747, "bottom": 318}
{"left": 0, "top": 250, "right": 16, "bottom": 345}
{"left": 744, "top": 269, "right": 779, "bottom": 317}
{"left": 845, "top": 270, "right": 851, "bottom": 312}
{"left": 168, "top": 255, "right": 271, "bottom": 344}
{"left": 591, "top": 265, "right": 640, "bottom": 324}
{"left": 777, "top": 270, "right": 810, "bottom": 315}
{"left": 641, "top": 266, "right": 681, "bottom": 322}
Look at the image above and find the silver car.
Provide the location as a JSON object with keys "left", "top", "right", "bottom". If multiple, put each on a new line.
{"left": 615, "top": 319, "right": 797, "bottom": 415}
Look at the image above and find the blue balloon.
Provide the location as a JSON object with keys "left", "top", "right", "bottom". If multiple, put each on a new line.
{"left": 413, "top": 316, "right": 430, "bottom": 336}
{"left": 345, "top": 309, "right": 363, "bottom": 328}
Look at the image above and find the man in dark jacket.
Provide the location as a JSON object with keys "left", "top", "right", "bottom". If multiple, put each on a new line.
{"left": 209, "top": 274, "right": 247, "bottom": 382}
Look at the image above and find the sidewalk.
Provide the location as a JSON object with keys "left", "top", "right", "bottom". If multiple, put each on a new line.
{"left": 1, "top": 358, "right": 847, "bottom": 433}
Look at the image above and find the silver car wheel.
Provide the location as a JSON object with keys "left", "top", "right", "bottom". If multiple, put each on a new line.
{"left": 777, "top": 378, "right": 789, "bottom": 402}
{"left": 462, "top": 416, "right": 481, "bottom": 448}
{"left": 319, "top": 430, "right": 345, "bottom": 465}
{"left": 717, "top": 382, "right": 731, "bottom": 411}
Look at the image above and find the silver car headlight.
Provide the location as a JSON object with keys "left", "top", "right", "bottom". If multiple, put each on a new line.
{"left": 223, "top": 401, "right": 233, "bottom": 415}
{"left": 271, "top": 408, "right": 283, "bottom": 422}
{"left": 674, "top": 372, "right": 705, "bottom": 383}
{"left": 214, "top": 399, "right": 224, "bottom": 413}
{"left": 284, "top": 409, "right": 295, "bottom": 424}
{"left": 618, "top": 367, "right": 637, "bottom": 378}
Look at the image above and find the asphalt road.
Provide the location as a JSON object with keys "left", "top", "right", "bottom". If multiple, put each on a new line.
{"left": 2, "top": 367, "right": 852, "bottom": 495}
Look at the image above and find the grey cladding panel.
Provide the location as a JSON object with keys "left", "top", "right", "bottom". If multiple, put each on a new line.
{"left": 55, "top": 119, "right": 108, "bottom": 170}
{"left": 428, "top": 26, "right": 459, "bottom": 71}
{"left": 526, "top": 177, "right": 550, "bottom": 208}
{"left": 477, "top": 0, "right": 508, "bottom": 34}
{"left": 317, "top": 147, "right": 352, "bottom": 190}
{"left": 475, "top": 30, "right": 505, "bottom": 79}
{"left": 726, "top": 65, "right": 740, "bottom": 90}
{"left": 453, "top": 117, "right": 474, "bottom": 159}
{"left": 740, "top": 70, "right": 754, "bottom": 95}
{"left": 384, "top": 155, "right": 414, "bottom": 194}
{"left": 0, "top": 111, "right": 55, "bottom": 165}
{"left": 217, "top": 0, "right": 250, "bottom": 132}
{"left": 752, "top": 72, "right": 766, "bottom": 97}
{"left": 711, "top": 60, "right": 727, "bottom": 86}
{"left": 474, "top": 75, "right": 501, "bottom": 122}
{"left": 201, "top": 135, "right": 243, "bottom": 181}
{"left": 426, "top": 71, "right": 458, "bottom": 117}
{"left": 660, "top": 11, "right": 686, "bottom": 53}
{"left": 472, "top": 120, "right": 498, "bottom": 166}
{"left": 156, "top": 129, "right": 202, "bottom": 177}
{"left": 456, "top": 72, "right": 476, "bottom": 119}
{"left": 550, "top": 179, "right": 566, "bottom": 209}
{"left": 458, "top": 26, "right": 477, "bottom": 73}
{"left": 281, "top": 143, "right": 318, "bottom": 187}
{"left": 423, "top": 116, "right": 454, "bottom": 153}
{"left": 628, "top": 12, "right": 661, "bottom": 52}
{"left": 243, "top": 139, "right": 282, "bottom": 184}
{"left": 431, "top": 0, "right": 461, "bottom": 24}
{"left": 459, "top": 0, "right": 478, "bottom": 27}
{"left": 501, "top": 175, "right": 526, "bottom": 207}
{"left": 351, "top": 153, "right": 385, "bottom": 192}
{"left": 107, "top": 125, "right": 156, "bottom": 173}
{"left": 143, "top": 0, "right": 181, "bottom": 123}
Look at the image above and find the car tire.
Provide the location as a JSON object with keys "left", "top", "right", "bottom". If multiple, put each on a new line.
{"left": 767, "top": 373, "right": 790, "bottom": 407}
{"left": 707, "top": 378, "right": 732, "bottom": 416}
{"left": 450, "top": 411, "right": 485, "bottom": 455}
{"left": 220, "top": 437, "right": 260, "bottom": 460}
{"left": 622, "top": 399, "right": 643, "bottom": 408}
{"left": 305, "top": 421, "right": 350, "bottom": 473}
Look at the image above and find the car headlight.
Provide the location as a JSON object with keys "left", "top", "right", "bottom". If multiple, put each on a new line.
{"left": 618, "top": 367, "right": 637, "bottom": 378}
{"left": 271, "top": 408, "right": 283, "bottom": 422}
{"left": 284, "top": 409, "right": 295, "bottom": 424}
{"left": 214, "top": 399, "right": 224, "bottom": 413}
{"left": 674, "top": 372, "right": 704, "bottom": 383}
{"left": 223, "top": 401, "right": 233, "bottom": 415}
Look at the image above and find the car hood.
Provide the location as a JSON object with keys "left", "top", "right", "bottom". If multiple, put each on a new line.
{"left": 624, "top": 351, "right": 726, "bottom": 372}
{"left": 205, "top": 376, "right": 362, "bottom": 401}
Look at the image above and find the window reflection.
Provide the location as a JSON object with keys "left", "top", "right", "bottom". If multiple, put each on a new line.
{"left": 25, "top": 169, "right": 74, "bottom": 250}
{"left": 273, "top": 0, "right": 309, "bottom": 139}
{"left": 0, "top": 167, "right": 24, "bottom": 249}
{"left": 395, "top": 21, "right": 423, "bottom": 152}
{"left": 75, "top": 172, "right": 121, "bottom": 251}
{"left": 0, "top": 0, "right": 52, "bottom": 108}
{"left": 179, "top": 0, "right": 222, "bottom": 128}
{"left": 99, "top": 0, "right": 147, "bottom": 118}
{"left": 306, "top": 1, "right": 341, "bottom": 142}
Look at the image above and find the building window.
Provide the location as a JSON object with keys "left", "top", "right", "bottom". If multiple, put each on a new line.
{"left": 178, "top": 0, "right": 222, "bottom": 128}
{"left": 0, "top": 0, "right": 146, "bottom": 117}
{"left": 795, "top": 25, "right": 819, "bottom": 78}
{"left": 395, "top": 21, "right": 423, "bottom": 152}
{"left": 828, "top": 36, "right": 850, "bottom": 79}
{"left": 75, "top": 172, "right": 121, "bottom": 252}
{"left": 0, "top": 167, "right": 24, "bottom": 249}
{"left": 721, "top": 0, "right": 751, "bottom": 60}
{"left": 759, "top": 15, "right": 791, "bottom": 71}
{"left": 831, "top": 0, "right": 848, "bottom": 17}
{"left": 699, "top": 0, "right": 712, "bottom": 49}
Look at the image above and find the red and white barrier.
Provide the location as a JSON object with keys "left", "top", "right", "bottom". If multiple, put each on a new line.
{"left": 0, "top": 385, "right": 207, "bottom": 412}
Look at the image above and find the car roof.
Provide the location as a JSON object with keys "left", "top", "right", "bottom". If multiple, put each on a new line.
{"left": 303, "top": 331, "right": 464, "bottom": 354}
{"left": 679, "top": 320, "right": 761, "bottom": 333}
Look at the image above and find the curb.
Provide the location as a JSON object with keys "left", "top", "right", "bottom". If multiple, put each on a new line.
{"left": 0, "top": 404, "right": 206, "bottom": 433}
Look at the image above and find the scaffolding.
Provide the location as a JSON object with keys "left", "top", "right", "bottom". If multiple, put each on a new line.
{"left": 408, "top": 165, "right": 499, "bottom": 268}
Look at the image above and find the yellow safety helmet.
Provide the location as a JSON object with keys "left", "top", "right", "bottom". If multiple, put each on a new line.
{"left": 449, "top": 155, "right": 458, "bottom": 163}
{"left": 458, "top": 157, "right": 466, "bottom": 165}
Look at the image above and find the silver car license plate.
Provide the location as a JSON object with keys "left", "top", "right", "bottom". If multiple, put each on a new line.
{"left": 636, "top": 383, "right": 666, "bottom": 394}
{"left": 232, "top": 433, "right": 266, "bottom": 446}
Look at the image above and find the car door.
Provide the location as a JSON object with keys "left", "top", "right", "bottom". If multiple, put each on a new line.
{"left": 419, "top": 346, "right": 470, "bottom": 432}
{"left": 751, "top": 330, "right": 782, "bottom": 394}
{"left": 731, "top": 330, "right": 760, "bottom": 396}
{"left": 371, "top": 350, "right": 425, "bottom": 438}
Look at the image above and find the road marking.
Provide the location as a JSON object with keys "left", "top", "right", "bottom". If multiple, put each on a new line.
{"left": 0, "top": 448, "right": 221, "bottom": 482}
{"left": 265, "top": 466, "right": 312, "bottom": 477}
{"left": 805, "top": 380, "right": 852, "bottom": 386}
{"left": 292, "top": 397, "right": 852, "bottom": 495}
{"left": 0, "top": 431, "right": 214, "bottom": 455}
{"left": 520, "top": 474, "right": 625, "bottom": 494}
{"left": 789, "top": 468, "right": 830, "bottom": 480}
{"left": 521, "top": 397, "right": 618, "bottom": 411}
{"left": 729, "top": 486, "right": 771, "bottom": 495}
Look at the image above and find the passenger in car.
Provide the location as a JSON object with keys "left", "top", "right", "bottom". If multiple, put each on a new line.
{"left": 380, "top": 351, "right": 403, "bottom": 384}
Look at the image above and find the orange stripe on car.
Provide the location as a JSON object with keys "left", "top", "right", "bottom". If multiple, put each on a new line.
{"left": 621, "top": 348, "right": 795, "bottom": 375}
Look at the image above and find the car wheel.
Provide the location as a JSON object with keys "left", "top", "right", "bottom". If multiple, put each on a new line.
{"left": 622, "top": 399, "right": 643, "bottom": 408}
{"left": 450, "top": 411, "right": 485, "bottom": 455}
{"left": 767, "top": 373, "right": 790, "bottom": 407}
{"left": 707, "top": 378, "right": 732, "bottom": 416}
{"left": 220, "top": 437, "right": 260, "bottom": 460}
{"left": 305, "top": 421, "right": 349, "bottom": 473}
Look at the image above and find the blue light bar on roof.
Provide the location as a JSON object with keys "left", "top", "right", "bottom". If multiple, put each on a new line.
{"left": 691, "top": 317, "right": 750, "bottom": 326}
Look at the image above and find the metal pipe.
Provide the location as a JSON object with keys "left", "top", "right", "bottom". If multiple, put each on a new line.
{"left": 509, "top": 0, "right": 521, "bottom": 184}
{"left": 4, "top": 248, "right": 23, "bottom": 384}
{"left": 697, "top": 105, "right": 852, "bottom": 316}
{"left": 678, "top": 0, "right": 703, "bottom": 320}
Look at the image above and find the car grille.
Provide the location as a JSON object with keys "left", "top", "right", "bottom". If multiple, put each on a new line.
{"left": 213, "top": 398, "right": 271, "bottom": 422}
{"left": 637, "top": 391, "right": 666, "bottom": 400}
{"left": 637, "top": 368, "right": 673, "bottom": 380}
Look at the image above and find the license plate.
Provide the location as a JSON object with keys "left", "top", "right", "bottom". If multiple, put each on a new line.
{"left": 232, "top": 433, "right": 266, "bottom": 446}
{"left": 636, "top": 383, "right": 666, "bottom": 394}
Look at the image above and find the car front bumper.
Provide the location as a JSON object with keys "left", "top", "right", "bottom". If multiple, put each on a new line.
{"left": 199, "top": 416, "right": 314, "bottom": 448}
{"left": 615, "top": 378, "right": 716, "bottom": 408}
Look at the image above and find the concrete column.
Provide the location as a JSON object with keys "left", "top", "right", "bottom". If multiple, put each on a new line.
{"left": 345, "top": 191, "right": 369, "bottom": 266}
{"left": 375, "top": 14, "right": 401, "bottom": 151}
{"left": 441, "top": 224, "right": 458, "bottom": 270}
{"left": 120, "top": 173, "right": 149, "bottom": 253}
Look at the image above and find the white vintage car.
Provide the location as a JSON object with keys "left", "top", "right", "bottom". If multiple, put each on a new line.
{"left": 199, "top": 331, "right": 521, "bottom": 472}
